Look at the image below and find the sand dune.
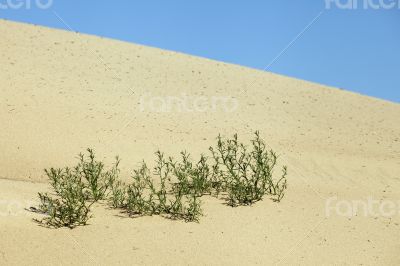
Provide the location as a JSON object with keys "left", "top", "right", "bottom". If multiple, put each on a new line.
{"left": 0, "top": 19, "right": 399, "bottom": 265}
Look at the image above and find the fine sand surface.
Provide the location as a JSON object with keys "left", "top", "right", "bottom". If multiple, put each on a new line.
{"left": 0, "top": 19, "right": 399, "bottom": 265}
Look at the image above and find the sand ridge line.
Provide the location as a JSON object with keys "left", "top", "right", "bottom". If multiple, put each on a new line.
{"left": 0, "top": 176, "right": 46, "bottom": 184}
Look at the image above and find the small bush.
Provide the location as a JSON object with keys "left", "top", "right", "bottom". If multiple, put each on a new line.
{"left": 184, "top": 194, "right": 202, "bottom": 222}
{"left": 122, "top": 152, "right": 203, "bottom": 222}
{"left": 78, "top": 149, "right": 120, "bottom": 201}
{"left": 35, "top": 149, "right": 120, "bottom": 228}
{"left": 169, "top": 152, "right": 216, "bottom": 197}
{"left": 209, "top": 131, "right": 288, "bottom": 206}
{"left": 34, "top": 167, "right": 92, "bottom": 228}
{"left": 34, "top": 131, "right": 287, "bottom": 228}
{"left": 109, "top": 180, "right": 127, "bottom": 208}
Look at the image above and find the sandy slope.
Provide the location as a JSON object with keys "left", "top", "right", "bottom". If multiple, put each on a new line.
{"left": 0, "top": 19, "right": 399, "bottom": 265}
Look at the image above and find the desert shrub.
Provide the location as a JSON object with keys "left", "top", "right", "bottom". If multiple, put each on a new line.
{"left": 125, "top": 162, "right": 159, "bottom": 215}
{"left": 34, "top": 131, "right": 287, "bottom": 228}
{"left": 273, "top": 166, "right": 288, "bottom": 202}
{"left": 109, "top": 180, "right": 127, "bottom": 208}
{"left": 209, "top": 131, "right": 288, "bottom": 206}
{"left": 34, "top": 167, "right": 92, "bottom": 228}
{"left": 78, "top": 149, "right": 120, "bottom": 201}
{"left": 121, "top": 152, "right": 203, "bottom": 222}
{"left": 35, "top": 149, "right": 120, "bottom": 228}
{"left": 184, "top": 194, "right": 202, "bottom": 222}
{"left": 169, "top": 152, "right": 215, "bottom": 197}
{"left": 168, "top": 190, "right": 202, "bottom": 222}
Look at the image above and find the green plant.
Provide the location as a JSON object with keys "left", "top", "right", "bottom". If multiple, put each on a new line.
{"left": 34, "top": 131, "right": 287, "bottom": 229}
{"left": 184, "top": 194, "right": 202, "bottom": 222}
{"left": 109, "top": 180, "right": 127, "bottom": 208}
{"left": 35, "top": 149, "right": 120, "bottom": 228}
{"left": 169, "top": 152, "right": 221, "bottom": 197}
{"left": 35, "top": 167, "right": 92, "bottom": 228}
{"left": 122, "top": 152, "right": 203, "bottom": 222}
{"left": 209, "top": 131, "right": 288, "bottom": 206}
{"left": 125, "top": 162, "right": 157, "bottom": 215}
{"left": 273, "top": 166, "right": 288, "bottom": 202}
{"left": 78, "top": 149, "right": 120, "bottom": 201}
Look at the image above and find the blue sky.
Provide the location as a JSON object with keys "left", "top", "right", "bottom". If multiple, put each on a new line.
{"left": 1, "top": 0, "right": 399, "bottom": 102}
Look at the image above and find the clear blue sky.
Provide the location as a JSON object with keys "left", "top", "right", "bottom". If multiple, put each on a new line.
{"left": 1, "top": 0, "right": 399, "bottom": 102}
